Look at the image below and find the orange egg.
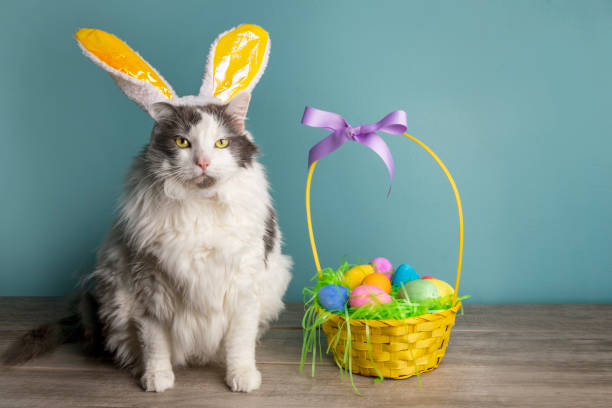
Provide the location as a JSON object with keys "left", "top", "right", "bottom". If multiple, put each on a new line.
{"left": 362, "top": 273, "right": 392, "bottom": 294}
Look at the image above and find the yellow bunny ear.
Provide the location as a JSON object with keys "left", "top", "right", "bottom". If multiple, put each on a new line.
{"left": 76, "top": 28, "right": 176, "bottom": 114}
{"left": 199, "top": 24, "right": 270, "bottom": 103}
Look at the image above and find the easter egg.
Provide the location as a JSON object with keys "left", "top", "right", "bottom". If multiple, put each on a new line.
{"left": 392, "top": 264, "right": 419, "bottom": 287}
{"left": 349, "top": 284, "right": 392, "bottom": 308}
{"left": 342, "top": 265, "right": 375, "bottom": 290}
{"left": 398, "top": 279, "right": 439, "bottom": 302}
{"left": 318, "top": 285, "right": 350, "bottom": 312}
{"left": 369, "top": 257, "right": 393, "bottom": 274}
{"left": 382, "top": 272, "right": 393, "bottom": 281}
{"left": 362, "top": 273, "right": 392, "bottom": 294}
{"left": 422, "top": 275, "right": 435, "bottom": 280}
{"left": 428, "top": 279, "right": 454, "bottom": 297}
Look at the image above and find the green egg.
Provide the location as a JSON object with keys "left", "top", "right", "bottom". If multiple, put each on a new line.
{"left": 398, "top": 279, "right": 439, "bottom": 302}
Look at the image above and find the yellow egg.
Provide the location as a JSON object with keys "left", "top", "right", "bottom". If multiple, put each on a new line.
{"left": 342, "top": 265, "right": 375, "bottom": 290}
{"left": 428, "top": 279, "right": 454, "bottom": 297}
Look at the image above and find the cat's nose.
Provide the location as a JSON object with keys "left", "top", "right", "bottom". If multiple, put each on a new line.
{"left": 197, "top": 158, "right": 210, "bottom": 170}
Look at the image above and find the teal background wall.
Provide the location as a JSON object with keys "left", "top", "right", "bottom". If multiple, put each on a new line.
{"left": 1, "top": 0, "right": 611, "bottom": 303}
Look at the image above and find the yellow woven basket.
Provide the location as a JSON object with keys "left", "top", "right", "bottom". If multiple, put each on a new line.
{"left": 305, "top": 133, "right": 464, "bottom": 380}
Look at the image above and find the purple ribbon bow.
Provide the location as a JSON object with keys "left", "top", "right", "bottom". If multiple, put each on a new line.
{"left": 301, "top": 106, "right": 408, "bottom": 195}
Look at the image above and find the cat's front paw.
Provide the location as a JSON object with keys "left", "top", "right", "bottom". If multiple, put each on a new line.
{"left": 140, "top": 369, "right": 175, "bottom": 392}
{"left": 226, "top": 366, "right": 262, "bottom": 392}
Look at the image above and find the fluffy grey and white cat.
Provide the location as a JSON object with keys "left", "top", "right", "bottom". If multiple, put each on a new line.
{"left": 4, "top": 26, "right": 291, "bottom": 393}
{"left": 91, "top": 93, "right": 292, "bottom": 392}
{"left": 3, "top": 92, "right": 292, "bottom": 393}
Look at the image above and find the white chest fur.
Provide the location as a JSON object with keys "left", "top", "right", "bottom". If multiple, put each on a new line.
{"left": 122, "top": 164, "right": 269, "bottom": 305}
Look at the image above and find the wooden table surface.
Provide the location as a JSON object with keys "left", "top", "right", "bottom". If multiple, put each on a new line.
{"left": 0, "top": 298, "right": 611, "bottom": 407}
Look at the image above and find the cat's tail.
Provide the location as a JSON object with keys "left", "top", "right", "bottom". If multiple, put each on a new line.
{"left": 2, "top": 292, "right": 105, "bottom": 365}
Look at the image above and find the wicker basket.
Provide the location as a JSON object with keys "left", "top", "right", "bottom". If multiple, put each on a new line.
{"left": 320, "top": 303, "right": 460, "bottom": 379}
{"left": 305, "top": 132, "right": 464, "bottom": 380}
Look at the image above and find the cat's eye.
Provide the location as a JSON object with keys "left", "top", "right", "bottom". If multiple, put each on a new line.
{"left": 175, "top": 137, "right": 191, "bottom": 148}
{"left": 215, "top": 139, "right": 229, "bottom": 149}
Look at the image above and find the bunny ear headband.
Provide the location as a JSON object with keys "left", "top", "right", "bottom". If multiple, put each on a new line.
{"left": 75, "top": 24, "right": 270, "bottom": 116}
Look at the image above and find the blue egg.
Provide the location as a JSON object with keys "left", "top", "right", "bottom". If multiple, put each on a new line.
{"left": 392, "top": 264, "right": 420, "bottom": 287}
{"left": 318, "top": 285, "right": 349, "bottom": 312}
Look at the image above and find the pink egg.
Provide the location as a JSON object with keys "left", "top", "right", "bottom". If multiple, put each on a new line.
{"left": 349, "top": 284, "right": 392, "bottom": 308}
{"left": 370, "top": 257, "right": 393, "bottom": 274}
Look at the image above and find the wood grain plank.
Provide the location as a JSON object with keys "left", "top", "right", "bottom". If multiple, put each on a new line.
{"left": 4, "top": 298, "right": 612, "bottom": 332}
{"left": 2, "top": 357, "right": 611, "bottom": 408}
{"left": 3, "top": 327, "right": 611, "bottom": 370}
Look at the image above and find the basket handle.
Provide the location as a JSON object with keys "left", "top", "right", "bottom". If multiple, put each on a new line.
{"left": 306, "top": 133, "right": 464, "bottom": 306}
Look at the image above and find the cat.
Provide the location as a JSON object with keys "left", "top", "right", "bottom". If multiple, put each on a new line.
{"left": 3, "top": 92, "right": 293, "bottom": 393}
